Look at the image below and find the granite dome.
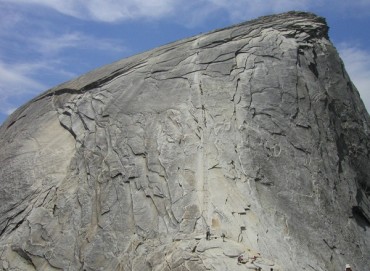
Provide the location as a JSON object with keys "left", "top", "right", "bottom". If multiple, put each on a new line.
{"left": 0, "top": 11, "right": 369, "bottom": 271}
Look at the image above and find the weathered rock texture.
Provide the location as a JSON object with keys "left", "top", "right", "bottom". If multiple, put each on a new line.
{"left": 0, "top": 11, "right": 369, "bottom": 271}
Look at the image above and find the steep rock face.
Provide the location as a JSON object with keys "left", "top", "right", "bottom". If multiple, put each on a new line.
{"left": 0, "top": 12, "right": 369, "bottom": 271}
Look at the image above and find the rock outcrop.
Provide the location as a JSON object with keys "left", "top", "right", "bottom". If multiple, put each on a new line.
{"left": 0, "top": 11, "right": 369, "bottom": 271}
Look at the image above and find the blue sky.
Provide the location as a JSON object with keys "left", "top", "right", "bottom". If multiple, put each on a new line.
{"left": 1, "top": 0, "right": 370, "bottom": 125}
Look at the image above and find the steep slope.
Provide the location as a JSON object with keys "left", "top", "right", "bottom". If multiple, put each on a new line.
{"left": 0, "top": 11, "right": 369, "bottom": 271}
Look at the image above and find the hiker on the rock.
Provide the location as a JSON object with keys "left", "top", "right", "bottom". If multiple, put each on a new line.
{"left": 206, "top": 226, "right": 211, "bottom": 240}
{"left": 251, "top": 255, "right": 258, "bottom": 263}
{"left": 237, "top": 254, "right": 244, "bottom": 264}
{"left": 345, "top": 264, "right": 352, "bottom": 271}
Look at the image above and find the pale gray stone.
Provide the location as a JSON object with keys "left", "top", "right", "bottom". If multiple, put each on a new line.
{"left": 1, "top": 11, "right": 369, "bottom": 271}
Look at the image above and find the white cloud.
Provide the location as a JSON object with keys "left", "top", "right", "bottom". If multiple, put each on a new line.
{"left": 5, "top": 0, "right": 175, "bottom": 22}
{"left": 6, "top": 0, "right": 370, "bottom": 24}
{"left": 85, "top": 0, "right": 174, "bottom": 22}
{"left": 5, "top": 0, "right": 83, "bottom": 18}
{"left": 1, "top": 0, "right": 310, "bottom": 23}
{"left": 0, "top": 60, "right": 47, "bottom": 116}
{"left": 202, "top": 0, "right": 310, "bottom": 21}
{"left": 29, "top": 32, "right": 126, "bottom": 55}
{"left": 338, "top": 44, "right": 370, "bottom": 113}
{"left": 0, "top": 5, "right": 23, "bottom": 31}
{"left": 0, "top": 61, "right": 46, "bottom": 91}
{"left": 32, "top": 32, "right": 86, "bottom": 54}
{"left": 0, "top": 30, "right": 127, "bottom": 118}
{"left": 0, "top": 7, "right": 126, "bottom": 120}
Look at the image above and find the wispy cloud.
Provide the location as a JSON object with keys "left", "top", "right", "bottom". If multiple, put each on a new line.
{"left": 5, "top": 0, "right": 370, "bottom": 24}
{"left": 338, "top": 44, "right": 370, "bottom": 112}
{"left": 0, "top": 5, "right": 23, "bottom": 31}
{"left": 0, "top": 3, "right": 127, "bottom": 121}
{"left": 5, "top": 0, "right": 175, "bottom": 22}
{"left": 0, "top": 61, "right": 46, "bottom": 91}
{"left": 199, "top": 0, "right": 310, "bottom": 22}
{"left": 0, "top": 40, "right": 125, "bottom": 121}
{"left": 29, "top": 32, "right": 126, "bottom": 55}
{"left": 5, "top": 0, "right": 83, "bottom": 18}
{"left": 0, "top": 60, "right": 47, "bottom": 116}
{"left": 85, "top": 0, "right": 174, "bottom": 22}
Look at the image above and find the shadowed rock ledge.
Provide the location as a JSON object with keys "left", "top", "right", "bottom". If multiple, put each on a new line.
{"left": 0, "top": 11, "right": 369, "bottom": 271}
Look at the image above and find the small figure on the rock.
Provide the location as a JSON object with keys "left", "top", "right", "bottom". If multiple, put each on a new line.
{"left": 345, "top": 264, "right": 353, "bottom": 271}
{"left": 237, "top": 254, "right": 244, "bottom": 264}
{"left": 221, "top": 233, "right": 226, "bottom": 242}
{"left": 251, "top": 255, "right": 258, "bottom": 263}
{"left": 206, "top": 226, "right": 211, "bottom": 240}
